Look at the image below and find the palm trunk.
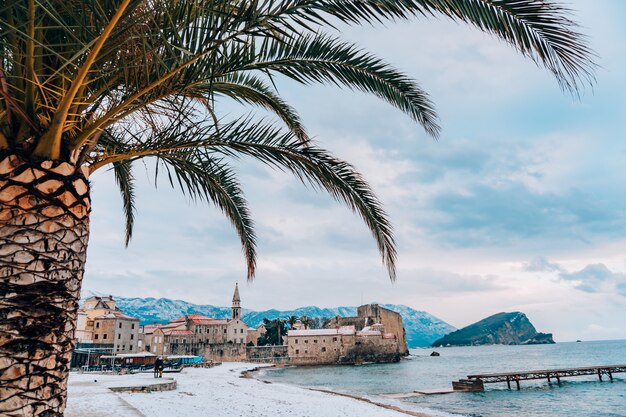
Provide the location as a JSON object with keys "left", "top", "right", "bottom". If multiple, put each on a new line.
{"left": 0, "top": 154, "right": 90, "bottom": 416}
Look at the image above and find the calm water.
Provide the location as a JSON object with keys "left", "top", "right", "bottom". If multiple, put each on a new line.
{"left": 261, "top": 340, "right": 626, "bottom": 417}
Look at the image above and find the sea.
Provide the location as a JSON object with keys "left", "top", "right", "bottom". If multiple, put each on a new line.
{"left": 260, "top": 340, "right": 626, "bottom": 417}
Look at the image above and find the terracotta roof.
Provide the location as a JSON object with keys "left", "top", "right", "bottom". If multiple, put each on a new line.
{"left": 164, "top": 329, "right": 193, "bottom": 336}
{"left": 94, "top": 312, "right": 138, "bottom": 320}
{"left": 201, "top": 319, "right": 229, "bottom": 325}
{"left": 141, "top": 324, "right": 163, "bottom": 334}
{"left": 169, "top": 316, "right": 188, "bottom": 323}
{"left": 159, "top": 322, "right": 186, "bottom": 331}
{"left": 169, "top": 313, "right": 215, "bottom": 324}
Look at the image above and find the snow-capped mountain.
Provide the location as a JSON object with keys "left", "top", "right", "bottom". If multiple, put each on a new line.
{"left": 96, "top": 294, "right": 455, "bottom": 347}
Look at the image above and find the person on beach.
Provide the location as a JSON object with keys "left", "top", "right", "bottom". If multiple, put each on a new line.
{"left": 154, "top": 357, "right": 163, "bottom": 378}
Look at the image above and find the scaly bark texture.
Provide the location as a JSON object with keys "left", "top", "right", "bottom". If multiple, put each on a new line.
{"left": 0, "top": 154, "right": 90, "bottom": 416}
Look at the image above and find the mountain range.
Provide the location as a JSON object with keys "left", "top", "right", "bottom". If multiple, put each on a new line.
{"left": 103, "top": 295, "right": 456, "bottom": 347}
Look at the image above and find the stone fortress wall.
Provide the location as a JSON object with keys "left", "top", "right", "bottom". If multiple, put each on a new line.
{"left": 325, "top": 304, "right": 408, "bottom": 356}
{"left": 285, "top": 304, "right": 408, "bottom": 365}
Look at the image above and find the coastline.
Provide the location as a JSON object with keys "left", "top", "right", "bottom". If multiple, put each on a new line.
{"left": 251, "top": 365, "right": 435, "bottom": 417}
{"left": 67, "top": 362, "right": 437, "bottom": 417}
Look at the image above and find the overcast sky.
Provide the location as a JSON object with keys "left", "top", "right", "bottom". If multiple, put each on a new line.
{"left": 83, "top": 1, "right": 626, "bottom": 342}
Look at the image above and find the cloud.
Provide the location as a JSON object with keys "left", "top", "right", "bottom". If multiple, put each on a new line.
{"left": 559, "top": 264, "right": 623, "bottom": 283}
{"left": 557, "top": 264, "right": 626, "bottom": 296}
{"left": 523, "top": 256, "right": 564, "bottom": 273}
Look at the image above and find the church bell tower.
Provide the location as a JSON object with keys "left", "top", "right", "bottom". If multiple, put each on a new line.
{"left": 232, "top": 283, "right": 241, "bottom": 320}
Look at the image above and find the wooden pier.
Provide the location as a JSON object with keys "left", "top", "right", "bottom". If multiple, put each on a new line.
{"left": 453, "top": 364, "right": 626, "bottom": 391}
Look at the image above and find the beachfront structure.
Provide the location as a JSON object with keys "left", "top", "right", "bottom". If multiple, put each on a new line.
{"left": 92, "top": 312, "right": 140, "bottom": 353}
{"left": 325, "top": 304, "right": 408, "bottom": 355}
{"left": 151, "top": 284, "right": 252, "bottom": 359}
{"left": 137, "top": 323, "right": 162, "bottom": 353}
{"left": 246, "top": 323, "right": 267, "bottom": 346}
{"left": 71, "top": 296, "right": 140, "bottom": 368}
{"left": 74, "top": 296, "right": 140, "bottom": 353}
{"left": 285, "top": 304, "right": 407, "bottom": 365}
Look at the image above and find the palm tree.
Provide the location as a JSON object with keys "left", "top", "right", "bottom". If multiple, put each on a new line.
{"left": 301, "top": 315, "right": 311, "bottom": 330}
{"left": 288, "top": 315, "right": 299, "bottom": 329}
{"left": 0, "top": 0, "right": 594, "bottom": 415}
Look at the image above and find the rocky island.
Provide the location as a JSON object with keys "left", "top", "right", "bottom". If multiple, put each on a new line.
{"left": 432, "top": 312, "right": 555, "bottom": 347}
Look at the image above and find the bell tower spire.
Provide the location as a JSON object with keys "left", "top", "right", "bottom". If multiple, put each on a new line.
{"left": 232, "top": 283, "right": 241, "bottom": 320}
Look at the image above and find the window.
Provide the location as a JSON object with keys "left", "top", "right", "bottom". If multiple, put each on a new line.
{"left": 224, "top": 329, "right": 227, "bottom": 334}
{"left": 314, "top": 340, "right": 317, "bottom": 343}
{"left": 129, "top": 345, "right": 133, "bottom": 351}
{"left": 240, "top": 338, "right": 244, "bottom": 343}
{"left": 131, "top": 323, "right": 135, "bottom": 329}
{"left": 304, "top": 340, "right": 308, "bottom": 344}
{"left": 240, "top": 329, "right": 244, "bottom": 334}
{"left": 130, "top": 334, "right": 134, "bottom": 340}
{"left": 295, "top": 339, "right": 298, "bottom": 344}
{"left": 333, "top": 337, "right": 337, "bottom": 342}
{"left": 94, "top": 334, "right": 99, "bottom": 340}
{"left": 118, "top": 334, "right": 121, "bottom": 339}
{"left": 322, "top": 347, "right": 326, "bottom": 352}
{"left": 152, "top": 346, "right": 156, "bottom": 353}
{"left": 95, "top": 322, "right": 100, "bottom": 329}
{"left": 118, "top": 323, "right": 122, "bottom": 329}
{"left": 122, "top": 345, "right": 125, "bottom": 351}
{"left": 233, "top": 329, "right": 236, "bottom": 334}
{"left": 103, "top": 334, "right": 108, "bottom": 340}
{"left": 295, "top": 349, "right": 299, "bottom": 354}
{"left": 175, "top": 339, "right": 179, "bottom": 344}
{"left": 304, "top": 350, "right": 308, "bottom": 354}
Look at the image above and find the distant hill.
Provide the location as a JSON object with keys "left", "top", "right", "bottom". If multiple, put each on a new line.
{"left": 431, "top": 312, "right": 555, "bottom": 347}
{"left": 101, "top": 295, "right": 455, "bottom": 347}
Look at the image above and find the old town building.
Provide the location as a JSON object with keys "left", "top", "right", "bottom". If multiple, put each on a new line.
{"left": 151, "top": 284, "right": 252, "bottom": 359}
{"left": 286, "top": 304, "right": 407, "bottom": 365}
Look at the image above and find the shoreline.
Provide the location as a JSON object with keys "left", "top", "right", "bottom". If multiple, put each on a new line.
{"left": 67, "top": 362, "right": 437, "bottom": 417}
{"left": 250, "top": 364, "right": 435, "bottom": 417}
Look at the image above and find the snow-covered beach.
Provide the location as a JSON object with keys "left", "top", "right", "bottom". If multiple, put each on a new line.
{"left": 66, "top": 363, "right": 432, "bottom": 417}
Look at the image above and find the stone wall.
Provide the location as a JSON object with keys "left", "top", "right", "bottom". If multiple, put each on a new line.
{"left": 338, "top": 335, "right": 400, "bottom": 364}
{"left": 323, "top": 304, "right": 408, "bottom": 356}
{"left": 324, "top": 316, "right": 367, "bottom": 330}
{"left": 199, "top": 343, "right": 247, "bottom": 362}
{"left": 357, "top": 304, "right": 408, "bottom": 355}
{"left": 246, "top": 346, "right": 289, "bottom": 363}
{"left": 287, "top": 333, "right": 343, "bottom": 365}
{"left": 286, "top": 332, "right": 401, "bottom": 366}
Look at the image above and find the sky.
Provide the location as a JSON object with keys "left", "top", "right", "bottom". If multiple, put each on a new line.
{"left": 83, "top": 1, "right": 626, "bottom": 342}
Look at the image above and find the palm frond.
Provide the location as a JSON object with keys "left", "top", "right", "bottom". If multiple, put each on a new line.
{"left": 220, "top": 33, "right": 440, "bottom": 137}
{"left": 192, "top": 72, "right": 309, "bottom": 142}
{"left": 111, "top": 158, "right": 136, "bottom": 247}
{"left": 154, "top": 153, "right": 258, "bottom": 279}
{"left": 295, "top": 0, "right": 596, "bottom": 93}
{"left": 92, "top": 117, "right": 396, "bottom": 279}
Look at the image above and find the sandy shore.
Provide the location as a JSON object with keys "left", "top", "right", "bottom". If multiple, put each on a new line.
{"left": 66, "top": 362, "right": 435, "bottom": 417}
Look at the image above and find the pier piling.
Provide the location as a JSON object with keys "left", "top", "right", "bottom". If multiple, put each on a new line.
{"left": 455, "top": 364, "right": 626, "bottom": 392}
